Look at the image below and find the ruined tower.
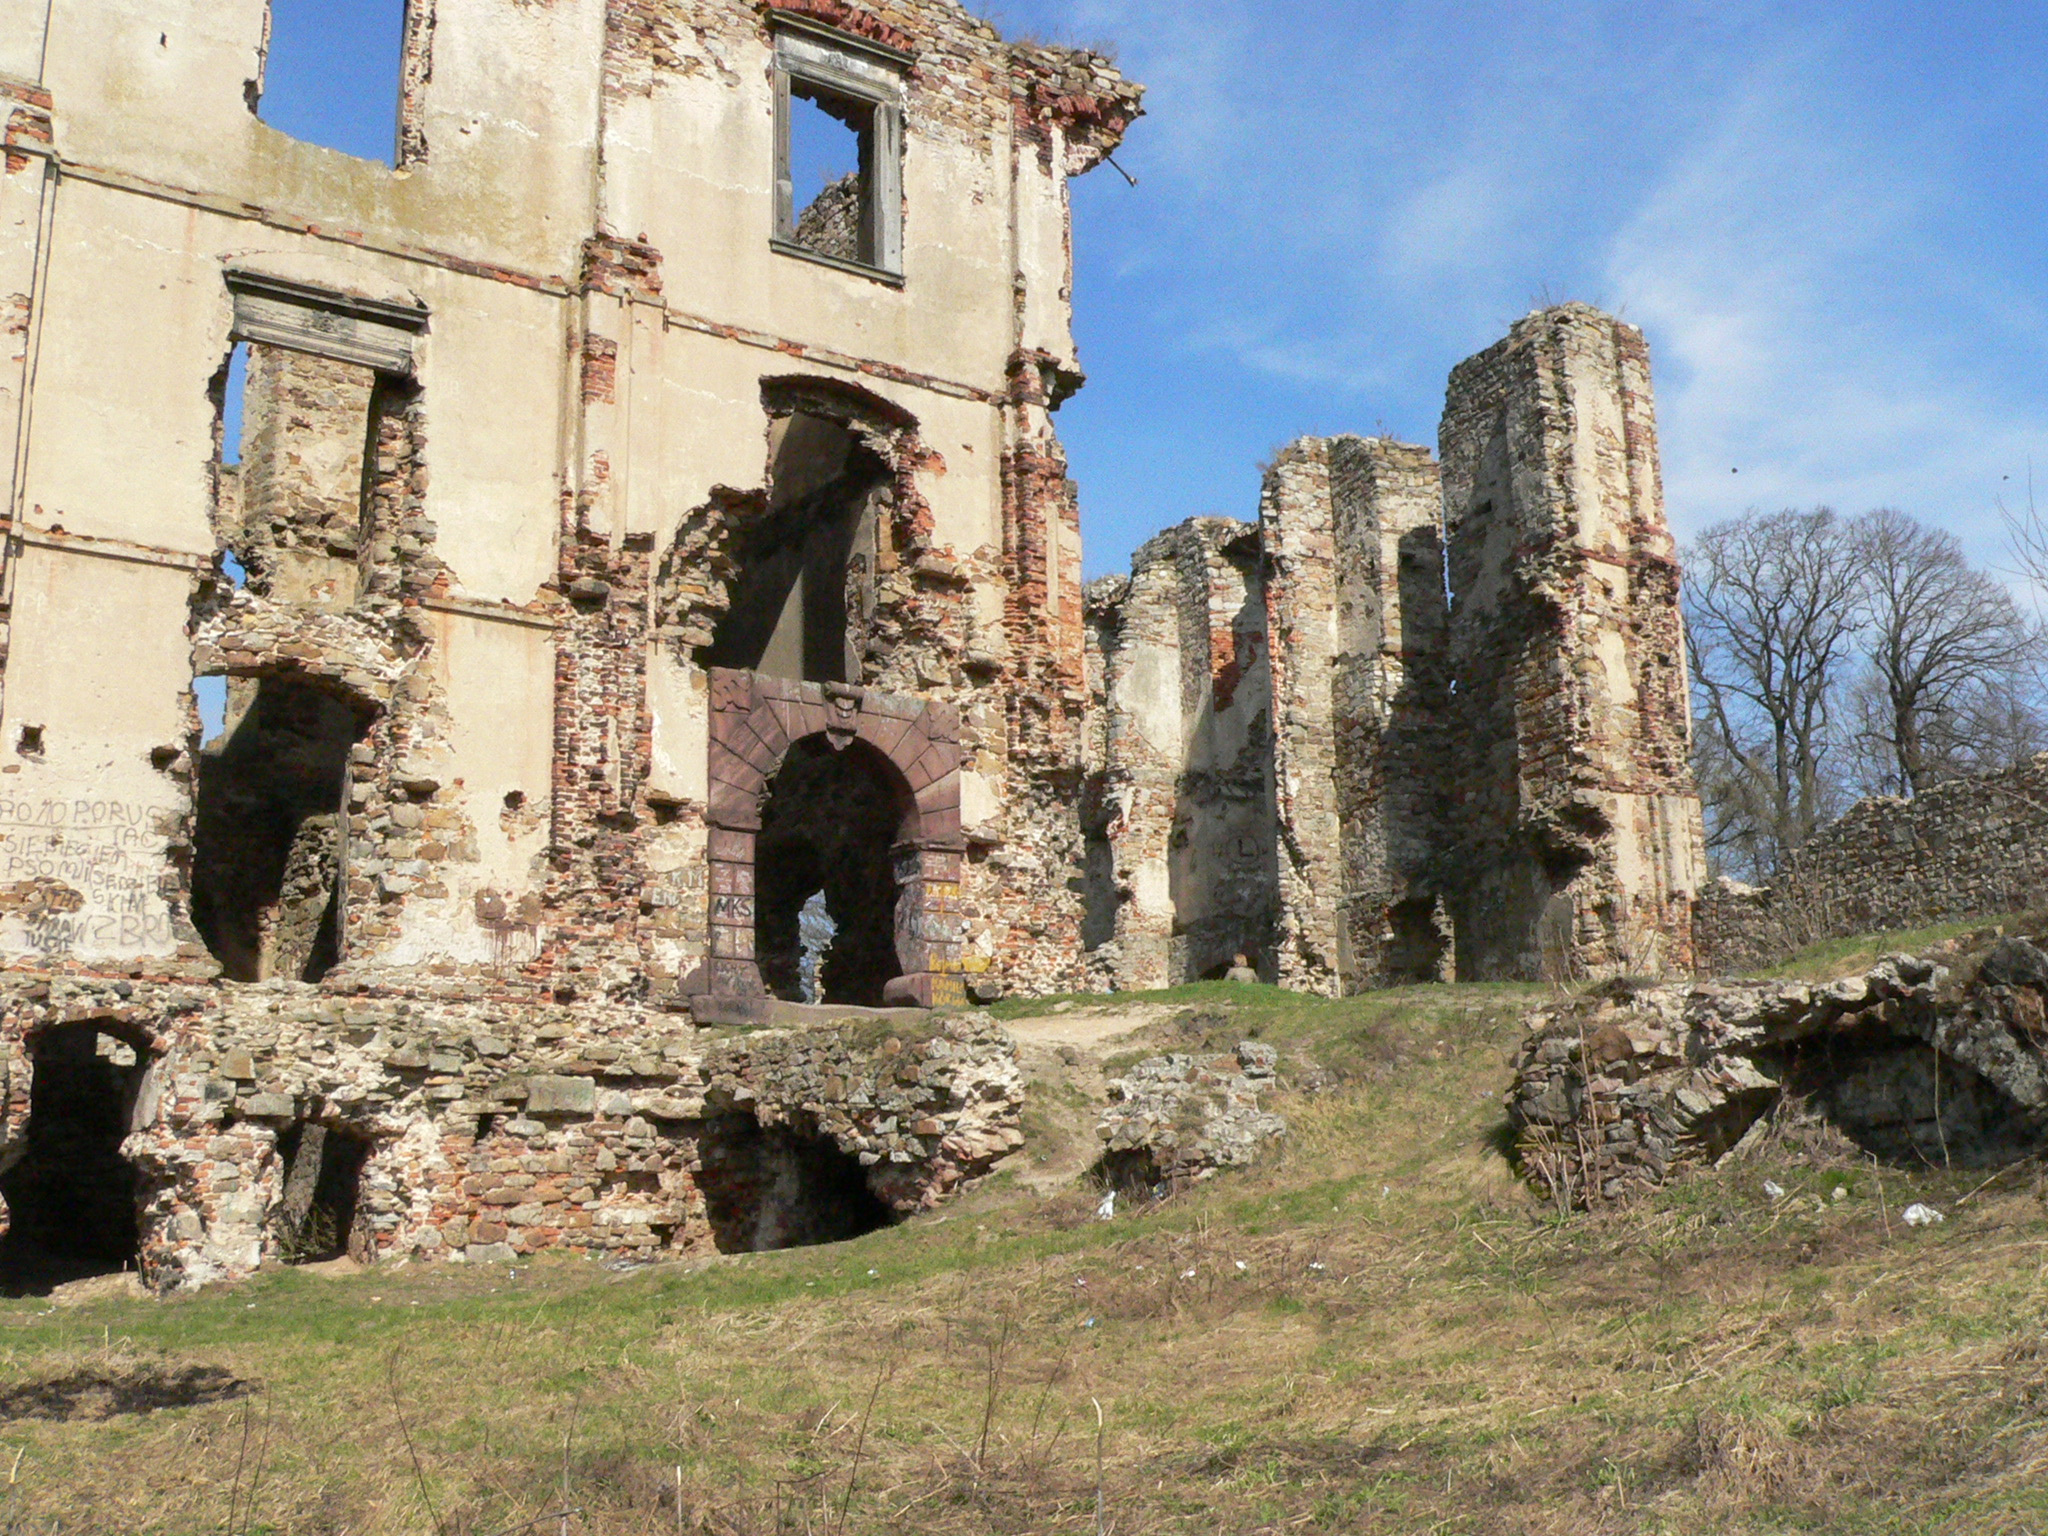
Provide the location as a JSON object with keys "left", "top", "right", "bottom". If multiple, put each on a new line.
{"left": 1437, "top": 304, "right": 1705, "bottom": 980}
{"left": 1259, "top": 437, "right": 1449, "bottom": 993}
{"left": 1087, "top": 305, "right": 1706, "bottom": 992}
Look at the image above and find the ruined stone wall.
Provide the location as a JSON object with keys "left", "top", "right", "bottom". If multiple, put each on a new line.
{"left": 1695, "top": 754, "right": 2048, "bottom": 973}
{"left": 0, "top": 973, "right": 1023, "bottom": 1291}
{"left": 0, "top": 0, "right": 1141, "bottom": 1014}
{"left": 1090, "top": 310, "right": 1706, "bottom": 996}
{"left": 1438, "top": 305, "right": 1704, "bottom": 982}
{"left": 1083, "top": 519, "right": 1275, "bottom": 991}
{"left": 1260, "top": 437, "right": 1449, "bottom": 994}
{"left": 0, "top": 0, "right": 1145, "bottom": 1289}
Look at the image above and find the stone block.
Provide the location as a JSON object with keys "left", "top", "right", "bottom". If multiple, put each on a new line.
{"left": 525, "top": 1075, "right": 598, "bottom": 1115}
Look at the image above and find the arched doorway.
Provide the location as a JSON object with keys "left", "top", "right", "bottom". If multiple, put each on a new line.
{"left": 701, "top": 670, "right": 966, "bottom": 1012}
{"left": 755, "top": 736, "right": 913, "bottom": 1007}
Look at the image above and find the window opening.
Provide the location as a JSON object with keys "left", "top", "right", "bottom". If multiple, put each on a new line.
{"left": 0, "top": 1025, "right": 148, "bottom": 1291}
{"left": 755, "top": 737, "right": 908, "bottom": 1007}
{"left": 253, "top": 0, "right": 409, "bottom": 166}
{"left": 272, "top": 1122, "right": 374, "bottom": 1263}
{"left": 773, "top": 27, "right": 906, "bottom": 277}
{"left": 695, "top": 1113, "right": 896, "bottom": 1254}
{"left": 190, "top": 677, "right": 374, "bottom": 983}
{"left": 704, "top": 413, "right": 887, "bottom": 684}
{"left": 788, "top": 86, "right": 870, "bottom": 265}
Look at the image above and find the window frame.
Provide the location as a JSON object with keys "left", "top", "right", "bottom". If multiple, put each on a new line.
{"left": 771, "top": 20, "right": 909, "bottom": 284}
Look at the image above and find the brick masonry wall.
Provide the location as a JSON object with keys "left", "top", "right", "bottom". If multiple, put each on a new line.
{"left": 1438, "top": 305, "right": 1705, "bottom": 982}
{"left": 0, "top": 973, "right": 1024, "bottom": 1291}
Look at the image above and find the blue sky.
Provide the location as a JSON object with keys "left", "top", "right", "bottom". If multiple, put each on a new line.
{"left": 260, "top": 1, "right": 2048, "bottom": 585}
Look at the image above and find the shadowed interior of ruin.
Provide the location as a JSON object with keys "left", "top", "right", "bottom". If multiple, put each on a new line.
{"left": 191, "top": 677, "right": 374, "bottom": 983}
{"left": 0, "top": 1024, "right": 148, "bottom": 1291}
{"left": 756, "top": 736, "right": 909, "bottom": 1007}
{"left": 1786, "top": 1030, "right": 2048, "bottom": 1169}
{"left": 696, "top": 1113, "right": 896, "bottom": 1254}
{"left": 272, "top": 1122, "right": 372, "bottom": 1264}
{"left": 704, "top": 413, "right": 886, "bottom": 684}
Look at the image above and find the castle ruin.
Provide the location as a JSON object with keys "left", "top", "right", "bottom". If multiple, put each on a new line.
{"left": 1085, "top": 306, "right": 1706, "bottom": 994}
{"left": 0, "top": 0, "right": 1708, "bottom": 1290}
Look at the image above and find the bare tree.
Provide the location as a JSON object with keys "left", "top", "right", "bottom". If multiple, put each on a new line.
{"left": 1848, "top": 508, "right": 2038, "bottom": 797}
{"left": 2002, "top": 462, "right": 2047, "bottom": 597}
{"left": 1684, "top": 509, "right": 1865, "bottom": 879}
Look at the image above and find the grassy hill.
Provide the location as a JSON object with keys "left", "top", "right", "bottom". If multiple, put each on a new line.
{"left": 2, "top": 931, "right": 2044, "bottom": 1534}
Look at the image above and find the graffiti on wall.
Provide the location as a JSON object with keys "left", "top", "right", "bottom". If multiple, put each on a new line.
{"left": 0, "top": 794, "right": 174, "bottom": 956}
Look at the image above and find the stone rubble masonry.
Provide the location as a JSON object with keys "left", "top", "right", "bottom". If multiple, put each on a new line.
{"left": 234, "top": 346, "right": 375, "bottom": 608}
{"left": 1261, "top": 437, "right": 1449, "bottom": 994}
{"left": 1695, "top": 753, "right": 2048, "bottom": 974}
{"left": 1086, "top": 306, "right": 1706, "bottom": 994}
{"left": 1507, "top": 929, "right": 2048, "bottom": 1208}
{"left": 1081, "top": 518, "right": 1274, "bottom": 992}
{"left": 0, "top": 971, "right": 1025, "bottom": 1292}
{"left": 1437, "top": 304, "right": 1704, "bottom": 982}
{"left": 1096, "top": 1040, "right": 1286, "bottom": 1189}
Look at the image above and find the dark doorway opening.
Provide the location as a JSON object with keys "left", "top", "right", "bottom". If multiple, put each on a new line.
{"left": 191, "top": 676, "right": 375, "bottom": 982}
{"left": 272, "top": 1122, "right": 373, "bottom": 1264}
{"left": 696, "top": 1114, "right": 896, "bottom": 1254}
{"left": 1787, "top": 1030, "right": 2048, "bottom": 1170}
{"left": 1385, "top": 898, "right": 1454, "bottom": 984}
{"left": 0, "top": 1024, "right": 148, "bottom": 1291}
{"left": 703, "top": 413, "right": 888, "bottom": 685}
{"left": 756, "top": 736, "right": 909, "bottom": 1007}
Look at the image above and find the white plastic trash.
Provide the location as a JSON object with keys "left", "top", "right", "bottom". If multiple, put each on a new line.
{"left": 1763, "top": 1180, "right": 1787, "bottom": 1201}
{"left": 1902, "top": 1203, "right": 1946, "bottom": 1228}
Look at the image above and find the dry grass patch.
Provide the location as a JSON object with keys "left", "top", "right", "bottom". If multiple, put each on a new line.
{"left": 0, "top": 980, "right": 2042, "bottom": 1533}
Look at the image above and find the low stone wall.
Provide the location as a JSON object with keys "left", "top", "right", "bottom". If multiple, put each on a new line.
{"left": 0, "top": 974, "right": 1023, "bottom": 1291}
{"left": 1508, "top": 931, "right": 2048, "bottom": 1207}
{"left": 1694, "top": 754, "right": 2048, "bottom": 972}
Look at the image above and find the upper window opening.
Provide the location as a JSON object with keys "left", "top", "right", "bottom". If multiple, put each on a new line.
{"left": 788, "top": 86, "right": 868, "bottom": 265}
{"left": 773, "top": 26, "right": 907, "bottom": 280}
{"left": 255, "top": 0, "right": 410, "bottom": 167}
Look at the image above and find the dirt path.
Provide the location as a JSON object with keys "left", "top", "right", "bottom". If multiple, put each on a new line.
{"left": 992, "top": 1003, "right": 1176, "bottom": 1193}
{"left": 998, "top": 1002, "right": 1167, "bottom": 1052}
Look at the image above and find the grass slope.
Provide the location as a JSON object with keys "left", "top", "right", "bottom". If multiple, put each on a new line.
{"left": 0, "top": 973, "right": 2043, "bottom": 1535}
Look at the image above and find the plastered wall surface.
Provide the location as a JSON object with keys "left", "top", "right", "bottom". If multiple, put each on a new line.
{"left": 0, "top": 0, "right": 1142, "bottom": 1286}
